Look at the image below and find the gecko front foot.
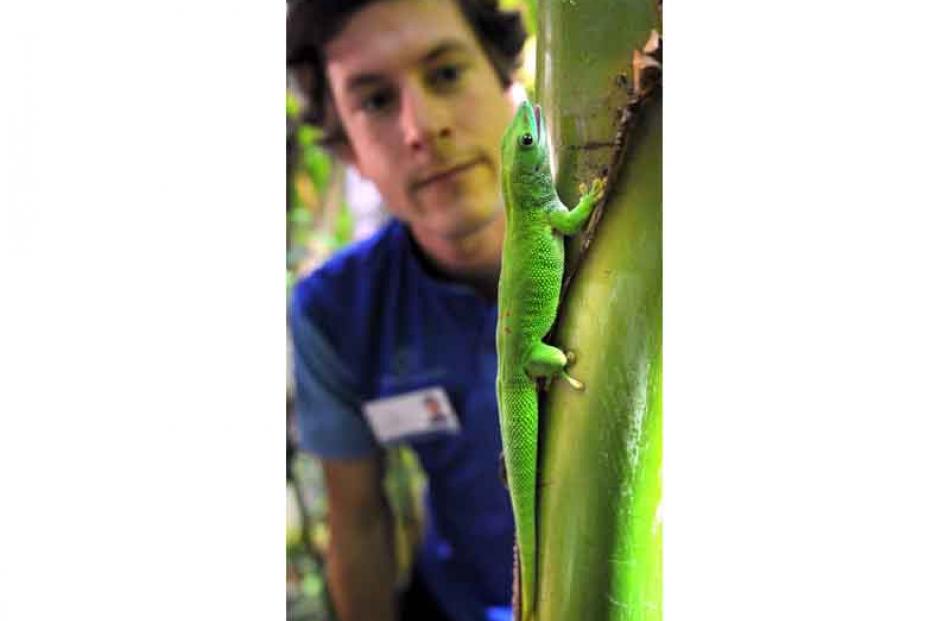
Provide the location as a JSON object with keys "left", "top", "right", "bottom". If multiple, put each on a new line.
{"left": 578, "top": 177, "right": 606, "bottom": 205}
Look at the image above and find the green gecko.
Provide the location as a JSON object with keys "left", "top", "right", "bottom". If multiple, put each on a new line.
{"left": 496, "top": 99, "right": 604, "bottom": 621}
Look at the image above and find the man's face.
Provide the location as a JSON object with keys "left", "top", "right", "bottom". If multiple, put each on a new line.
{"left": 324, "top": 0, "right": 516, "bottom": 242}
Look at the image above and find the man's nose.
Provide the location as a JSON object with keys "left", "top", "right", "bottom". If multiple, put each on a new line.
{"left": 400, "top": 84, "right": 452, "bottom": 153}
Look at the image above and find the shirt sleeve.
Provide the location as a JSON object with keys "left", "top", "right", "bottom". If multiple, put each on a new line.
{"left": 289, "top": 295, "right": 379, "bottom": 458}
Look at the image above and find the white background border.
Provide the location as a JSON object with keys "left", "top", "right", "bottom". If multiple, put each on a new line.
{"left": 2, "top": 1, "right": 949, "bottom": 619}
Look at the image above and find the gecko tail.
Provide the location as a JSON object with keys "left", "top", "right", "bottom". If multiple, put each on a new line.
{"left": 499, "top": 380, "right": 541, "bottom": 621}
{"left": 517, "top": 538, "right": 537, "bottom": 621}
{"left": 512, "top": 544, "right": 520, "bottom": 610}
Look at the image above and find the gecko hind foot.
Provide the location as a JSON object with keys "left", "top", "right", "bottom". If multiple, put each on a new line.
{"left": 562, "top": 350, "right": 584, "bottom": 390}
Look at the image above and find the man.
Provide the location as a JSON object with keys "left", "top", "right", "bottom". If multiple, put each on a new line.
{"left": 286, "top": 1, "right": 527, "bottom": 620}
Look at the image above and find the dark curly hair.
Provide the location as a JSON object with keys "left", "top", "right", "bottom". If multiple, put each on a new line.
{"left": 287, "top": 0, "right": 527, "bottom": 145}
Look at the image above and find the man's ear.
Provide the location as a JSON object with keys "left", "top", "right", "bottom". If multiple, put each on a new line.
{"left": 330, "top": 140, "right": 358, "bottom": 169}
{"left": 325, "top": 139, "right": 366, "bottom": 179}
{"left": 319, "top": 104, "right": 362, "bottom": 173}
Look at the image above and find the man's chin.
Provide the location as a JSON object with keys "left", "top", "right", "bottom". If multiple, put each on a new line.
{"left": 416, "top": 160, "right": 494, "bottom": 205}
{"left": 419, "top": 206, "right": 502, "bottom": 241}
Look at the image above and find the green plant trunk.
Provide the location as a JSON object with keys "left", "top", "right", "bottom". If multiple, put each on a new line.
{"left": 535, "top": 1, "right": 661, "bottom": 619}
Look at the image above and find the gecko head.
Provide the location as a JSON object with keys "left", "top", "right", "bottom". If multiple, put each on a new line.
{"left": 501, "top": 99, "right": 550, "bottom": 186}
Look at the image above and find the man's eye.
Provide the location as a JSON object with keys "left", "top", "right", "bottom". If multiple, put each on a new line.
{"left": 361, "top": 89, "right": 394, "bottom": 113}
{"left": 429, "top": 64, "right": 463, "bottom": 88}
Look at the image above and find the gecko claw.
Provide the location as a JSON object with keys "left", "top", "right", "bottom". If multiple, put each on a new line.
{"left": 579, "top": 177, "right": 606, "bottom": 205}
{"left": 561, "top": 351, "right": 584, "bottom": 390}
{"left": 591, "top": 177, "right": 606, "bottom": 202}
{"left": 561, "top": 370, "right": 584, "bottom": 391}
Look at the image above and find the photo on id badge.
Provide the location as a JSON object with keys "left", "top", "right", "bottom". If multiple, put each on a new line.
{"left": 362, "top": 386, "right": 461, "bottom": 445}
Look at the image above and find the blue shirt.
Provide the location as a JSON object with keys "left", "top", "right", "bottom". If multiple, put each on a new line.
{"left": 289, "top": 220, "right": 514, "bottom": 621}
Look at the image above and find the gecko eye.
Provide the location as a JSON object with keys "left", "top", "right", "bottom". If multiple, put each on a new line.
{"left": 519, "top": 133, "right": 534, "bottom": 147}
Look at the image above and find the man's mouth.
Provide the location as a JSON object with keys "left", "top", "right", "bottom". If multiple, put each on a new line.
{"left": 412, "top": 159, "right": 483, "bottom": 191}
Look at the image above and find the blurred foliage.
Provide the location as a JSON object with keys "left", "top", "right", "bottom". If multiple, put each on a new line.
{"left": 502, "top": 0, "right": 536, "bottom": 36}
{"left": 286, "top": 91, "right": 351, "bottom": 290}
{"left": 286, "top": 87, "right": 341, "bottom": 621}
{"left": 286, "top": 440, "right": 427, "bottom": 621}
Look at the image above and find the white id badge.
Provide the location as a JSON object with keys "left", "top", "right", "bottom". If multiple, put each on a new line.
{"left": 362, "top": 386, "right": 460, "bottom": 444}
